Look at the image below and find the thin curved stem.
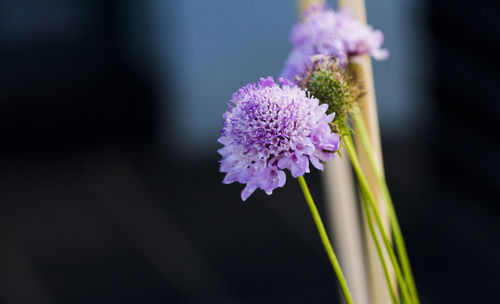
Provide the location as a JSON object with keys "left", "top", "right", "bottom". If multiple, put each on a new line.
{"left": 342, "top": 133, "right": 413, "bottom": 304}
{"left": 353, "top": 114, "right": 420, "bottom": 304}
{"left": 297, "top": 176, "right": 354, "bottom": 304}
{"left": 359, "top": 188, "right": 399, "bottom": 304}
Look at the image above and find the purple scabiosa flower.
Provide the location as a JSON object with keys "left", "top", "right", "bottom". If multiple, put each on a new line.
{"left": 281, "top": 5, "right": 388, "bottom": 80}
{"left": 218, "top": 77, "right": 340, "bottom": 201}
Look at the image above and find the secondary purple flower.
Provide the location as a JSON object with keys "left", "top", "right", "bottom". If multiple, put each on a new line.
{"left": 281, "top": 5, "right": 388, "bottom": 80}
{"left": 218, "top": 77, "right": 339, "bottom": 201}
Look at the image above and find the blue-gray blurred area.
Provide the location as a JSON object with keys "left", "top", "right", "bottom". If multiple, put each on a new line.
{"left": 150, "top": 0, "right": 429, "bottom": 155}
{"left": 0, "top": 0, "right": 499, "bottom": 303}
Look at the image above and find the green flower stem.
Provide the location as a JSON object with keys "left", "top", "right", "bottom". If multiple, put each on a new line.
{"left": 342, "top": 133, "right": 413, "bottom": 304}
{"left": 297, "top": 176, "right": 354, "bottom": 304}
{"left": 359, "top": 188, "right": 399, "bottom": 304}
{"left": 353, "top": 114, "right": 420, "bottom": 304}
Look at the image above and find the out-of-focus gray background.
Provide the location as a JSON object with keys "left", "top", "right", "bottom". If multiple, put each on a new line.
{"left": 0, "top": 0, "right": 498, "bottom": 303}
{"left": 152, "top": 0, "right": 429, "bottom": 154}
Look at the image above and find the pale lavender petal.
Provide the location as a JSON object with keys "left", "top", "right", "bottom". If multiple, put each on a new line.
{"left": 241, "top": 183, "right": 258, "bottom": 201}
{"left": 319, "top": 113, "right": 335, "bottom": 124}
{"left": 279, "top": 154, "right": 310, "bottom": 178}
{"left": 309, "top": 155, "right": 324, "bottom": 171}
{"left": 259, "top": 166, "right": 286, "bottom": 195}
{"left": 223, "top": 171, "right": 239, "bottom": 184}
{"left": 277, "top": 170, "right": 286, "bottom": 187}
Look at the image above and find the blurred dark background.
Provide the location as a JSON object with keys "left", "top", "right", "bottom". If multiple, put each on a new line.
{"left": 0, "top": 0, "right": 498, "bottom": 303}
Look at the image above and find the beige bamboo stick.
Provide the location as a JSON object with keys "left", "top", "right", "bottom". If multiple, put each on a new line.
{"left": 323, "top": 157, "right": 370, "bottom": 304}
{"left": 337, "top": 1, "right": 394, "bottom": 304}
{"left": 296, "top": 1, "right": 370, "bottom": 304}
{"left": 297, "top": 0, "right": 322, "bottom": 15}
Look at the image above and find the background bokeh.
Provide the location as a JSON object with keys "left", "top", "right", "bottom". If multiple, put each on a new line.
{"left": 0, "top": 0, "right": 498, "bottom": 303}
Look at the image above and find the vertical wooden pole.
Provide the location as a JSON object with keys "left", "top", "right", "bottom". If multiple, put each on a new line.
{"left": 296, "top": 1, "right": 370, "bottom": 304}
{"left": 297, "top": 0, "right": 322, "bottom": 15}
{"left": 323, "top": 158, "right": 370, "bottom": 304}
{"left": 337, "top": 1, "right": 394, "bottom": 304}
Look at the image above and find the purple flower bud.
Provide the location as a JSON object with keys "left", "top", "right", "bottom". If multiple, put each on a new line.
{"left": 281, "top": 5, "right": 388, "bottom": 80}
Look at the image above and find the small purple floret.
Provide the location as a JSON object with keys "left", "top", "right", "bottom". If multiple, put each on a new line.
{"left": 218, "top": 76, "right": 339, "bottom": 201}
{"left": 281, "top": 5, "right": 389, "bottom": 80}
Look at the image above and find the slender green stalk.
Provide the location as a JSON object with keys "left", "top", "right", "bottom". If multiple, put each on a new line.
{"left": 359, "top": 188, "right": 399, "bottom": 304}
{"left": 353, "top": 114, "right": 420, "bottom": 304}
{"left": 342, "top": 133, "right": 413, "bottom": 304}
{"left": 297, "top": 176, "right": 354, "bottom": 304}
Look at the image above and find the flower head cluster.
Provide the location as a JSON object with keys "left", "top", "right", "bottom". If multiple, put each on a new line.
{"left": 218, "top": 77, "right": 340, "bottom": 201}
{"left": 281, "top": 5, "right": 388, "bottom": 80}
{"left": 296, "top": 55, "right": 363, "bottom": 130}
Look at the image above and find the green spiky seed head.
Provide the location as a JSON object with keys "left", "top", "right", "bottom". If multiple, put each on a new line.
{"left": 296, "top": 56, "right": 363, "bottom": 131}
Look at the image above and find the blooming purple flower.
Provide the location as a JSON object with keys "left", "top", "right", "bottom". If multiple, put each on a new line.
{"left": 281, "top": 5, "right": 388, "bottom": 80}
{"left": 218, "top": 77, "right": 339, "bottom": 201}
